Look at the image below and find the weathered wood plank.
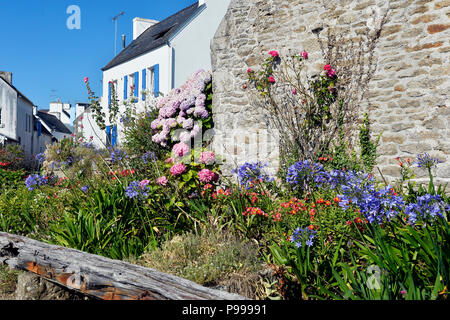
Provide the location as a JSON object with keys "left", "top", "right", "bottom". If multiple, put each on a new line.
{"left": 0, "top": 232, "right": 247, "bottom": 300}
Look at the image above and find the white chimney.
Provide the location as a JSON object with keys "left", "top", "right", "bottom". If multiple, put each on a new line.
{"left": 199, "top": 0, "right": 206, "bottom": 6}
{"left": 133, "top": 17, "right": 159, "bottom": 40}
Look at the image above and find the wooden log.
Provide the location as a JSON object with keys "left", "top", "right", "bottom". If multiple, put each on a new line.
{"left": 0, "top": 232, "right": 247, "bottom": 300}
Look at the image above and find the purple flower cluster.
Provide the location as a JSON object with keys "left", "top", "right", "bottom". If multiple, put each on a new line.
{"left": 152, "top": 70, "right": 212, "bottom": 147}
{"left": 286, "top": 160, "right": 350, "bottom": 192}
{"left": 35, "top": 153, "right": 45, "bottom": 163}
{"left": 125, "top": 180, "right": 151, "bottom": 200}
{"left": 110, "top": 148, "right": 128, "bottom": 163}
{"left": 290, "top": 227, "right": 317, "bottom": 248}
{"left": 337, "top": 175, "right": 405, "bottom": 224}
{"left": 25, "top": 174, "right": 49, "bottom": 191}
{"left": 416, "top": 153, "right": 443, "bottom": 169}
{"left": 404, "top": 194, "right": 448, "bottom": 226}
{"left": 142, "top": 151, "right": 156, "bottom": 164}
{"left": 233, "top": 162, "right": 274, "bottom": 190}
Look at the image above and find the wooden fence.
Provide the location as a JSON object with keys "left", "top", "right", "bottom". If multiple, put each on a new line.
{"left": 0, "top": 232, "right": 247, "bottom": 300}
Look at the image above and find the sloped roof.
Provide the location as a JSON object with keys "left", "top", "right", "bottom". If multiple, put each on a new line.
{"left": 37, "top": 111, "right": 72, "bottom": 134}
{"left": 102, "top": 1, "right": 199, "bottom": 71}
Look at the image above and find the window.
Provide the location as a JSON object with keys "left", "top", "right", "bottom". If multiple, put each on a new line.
{"left": 128, "top": 73, "right": 135, "bottom": 99}
{"left": 147, "top": 67, "right": 155, "bottom": 96}
{"left": 0, "top": 107, "right": 2, "bottom": 124}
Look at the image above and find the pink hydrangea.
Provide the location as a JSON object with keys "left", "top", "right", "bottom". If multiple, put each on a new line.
{"left": 199, "top": 151, "right": 216, "bottom": 165}
{"left": 156, "top": 176, "right": 168, "bottom": 186}
{"left": 198, "top": 169, "right": 216, "bottom": 183}
{"left": 173, "top": 142, "right": 190, "bottom": 157}
{"left": 170, "top": 163, "right": 186, "bottom": 176}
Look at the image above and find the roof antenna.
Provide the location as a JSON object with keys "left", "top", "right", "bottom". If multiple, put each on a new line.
{"left": 112, "top": 11, "right": 124, "bottom": 56}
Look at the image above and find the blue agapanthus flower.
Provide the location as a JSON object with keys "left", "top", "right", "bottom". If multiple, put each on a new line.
{"left": 404, "top": 194, "right": 447, "bottom": 226}
{"left": 290, "top": 227, "right": 317, "bottom": 248}
{"left": 125, "top": 181, "right": 150, "bottom": 200}
{"left": 35, "top": 153, "right": 45, "bottom": 163}
{"left": 233, "top": 162, "right": 274, "bottom": 189}
{"left": 25, "top": 174, "right": 49, "bottom": 191}
{"left": 110, "top": 148, "right": 128, "bottom": 163}
{"left": 142, "top": 151, "right": 156, "bottom": 164}
{"left": 416, "top": 153, "right": 443, "bottom": 169}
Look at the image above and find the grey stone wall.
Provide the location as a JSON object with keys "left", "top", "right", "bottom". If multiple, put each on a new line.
{"left": 211, "top": 0, "right": 449, "bottom": 187}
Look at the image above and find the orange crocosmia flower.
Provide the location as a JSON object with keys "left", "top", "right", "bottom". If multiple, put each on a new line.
{"left": 316, "top": 198, "right": 324, "bottom": 204}
{"left": 308, "top": 225, "right": 314, "bottom": 230}
{"left": 325, "top": 200, "right": 331, "bottom": 206}
{"left": 311, "top": 203, "right": 316, "bottom": 208}
{"left": 333, "top": 196, "right": 341, "bottom": 203}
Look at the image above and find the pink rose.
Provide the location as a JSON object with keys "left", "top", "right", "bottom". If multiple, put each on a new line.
{"left": 301, "top": 50, "right": 308, "bottom": 59}
{"left": 324, "top": 64, "right": 332, "bottom": 71}
{"left": 292, "top": 88, "right": 297, "bottom": 95}
{"left": 170, "top": 163, "right": 186, "bottom": 176}
{"left": 268, "top": 76, "right": 275, "bottom": 83}
{"left": 156, "top": 176, "right": 168, "bottom": 186}
{"left": 268, "top": 50, "right": 279, "bottom": 58}
{"left": 198, "top": 169, "right": 216, "bottom": 183}
{"left": 84, "top": 77, "right": 89, "bottom": 83}
{"left": 247, "top": 68, "right": 252, "bottom": 73}
{"left": 199, "top": 151, "right": 216, "bottom": 165}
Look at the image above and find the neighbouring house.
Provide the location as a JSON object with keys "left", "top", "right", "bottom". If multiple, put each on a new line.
{"left": 95, "top": 0, "right": 230, "bottom": 148}
{"left": 35, "top": 109, "right": 73, "bottom": 142}
{"left": 0, "top": 72, "right": 52, "bottom": 161}
{"left": 74, "top": 102, "right": 105, "bottom": 148}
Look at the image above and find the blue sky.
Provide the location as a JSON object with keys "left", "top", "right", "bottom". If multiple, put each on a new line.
{"left": 0, "top": 0, "right": 196, "bottom": 119}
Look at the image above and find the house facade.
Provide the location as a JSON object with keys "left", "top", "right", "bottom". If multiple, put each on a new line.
{"left": 94, "top": 0, "right": 230, "bottom": 148}
{"left": 0, "top": 71, "right": 72, "bottom": 162}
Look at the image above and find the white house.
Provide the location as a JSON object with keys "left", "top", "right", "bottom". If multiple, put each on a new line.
{"left": 0, "top": 72, "right": 52, "bottom": 161}
{"left": 74, "top": 102, "right": 105, "bottom": 149}
{"left": 96, "top": 0, "right": 230, "bottom": 148}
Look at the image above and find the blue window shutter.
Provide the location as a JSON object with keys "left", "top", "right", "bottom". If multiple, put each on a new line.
{"left": 134, "top": 71, "right": 139, "bottom": 97}
{"left": 112, "top": 125, "right": 117, "bottom": 147}
{"left": 142, "top": 69, "right": 146, "bottom": 101}
{"left": 154, "top": 64, "right": 159, "bottom": 97}
{"left": 124, "top": 76, "right": 128, "bottom": 100}
{"left": 37, "top": 121, "right": 42, "bottom": 137}
{"left": 106, "top": 125, "right": 111, "bottom": 147}
{"left": 108, "top": 82, "right": 111, "bottom": 108}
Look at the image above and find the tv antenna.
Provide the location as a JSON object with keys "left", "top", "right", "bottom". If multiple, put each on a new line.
{"left": 112, "top": 11, "right": 125, "bottom": 56}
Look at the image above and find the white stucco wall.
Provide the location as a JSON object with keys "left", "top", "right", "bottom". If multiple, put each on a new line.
{"left": 101, "top": 45, "right": 171, "bottom": 147}
{"left": 0, "top": 77, "right": 18, "bottom": 142}
{"left": 16, "top": 96, "right": 34, "bottom": 158}
{"left": 170, "top": 0, "right": 231, "bottom": 88}
{"left": 75, "top": 107, "right": 106, "bottom": 150}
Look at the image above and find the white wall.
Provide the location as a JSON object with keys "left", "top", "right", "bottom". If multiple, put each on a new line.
{"left": 16, "top": 96, "right": 34, "bottom": 158}
{"left": 0, "top": 77, "right": 17, "bottom": 142}
{"left": 170, "top": 0, "right": 231, "bottom": 88}
{"left": 75, "top": 107, "right": 106, "bottom": 150}
{"left": 101, "top": 45, "right": 170, "bottom": 146}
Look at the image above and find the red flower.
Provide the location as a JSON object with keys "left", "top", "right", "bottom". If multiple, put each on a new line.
{"left": 268, "top": 76, "right": 275, "bottom": 83}
{"left": 83, "top": 77, "right": 89, "bottom": 83}
{"left": 268, "top": 50, "right": 279, "bottom": 57}
{"left": 324, "top": 64, "right": 332, "bottom": 71}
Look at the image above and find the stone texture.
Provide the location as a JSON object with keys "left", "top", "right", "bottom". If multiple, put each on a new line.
{"left": 211, "top": 0, "right": 450, "bottom": 185}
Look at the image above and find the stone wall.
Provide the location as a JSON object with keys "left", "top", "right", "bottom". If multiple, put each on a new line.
{"left": 211, "top": 0, "right": 449, "bottom": 186}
